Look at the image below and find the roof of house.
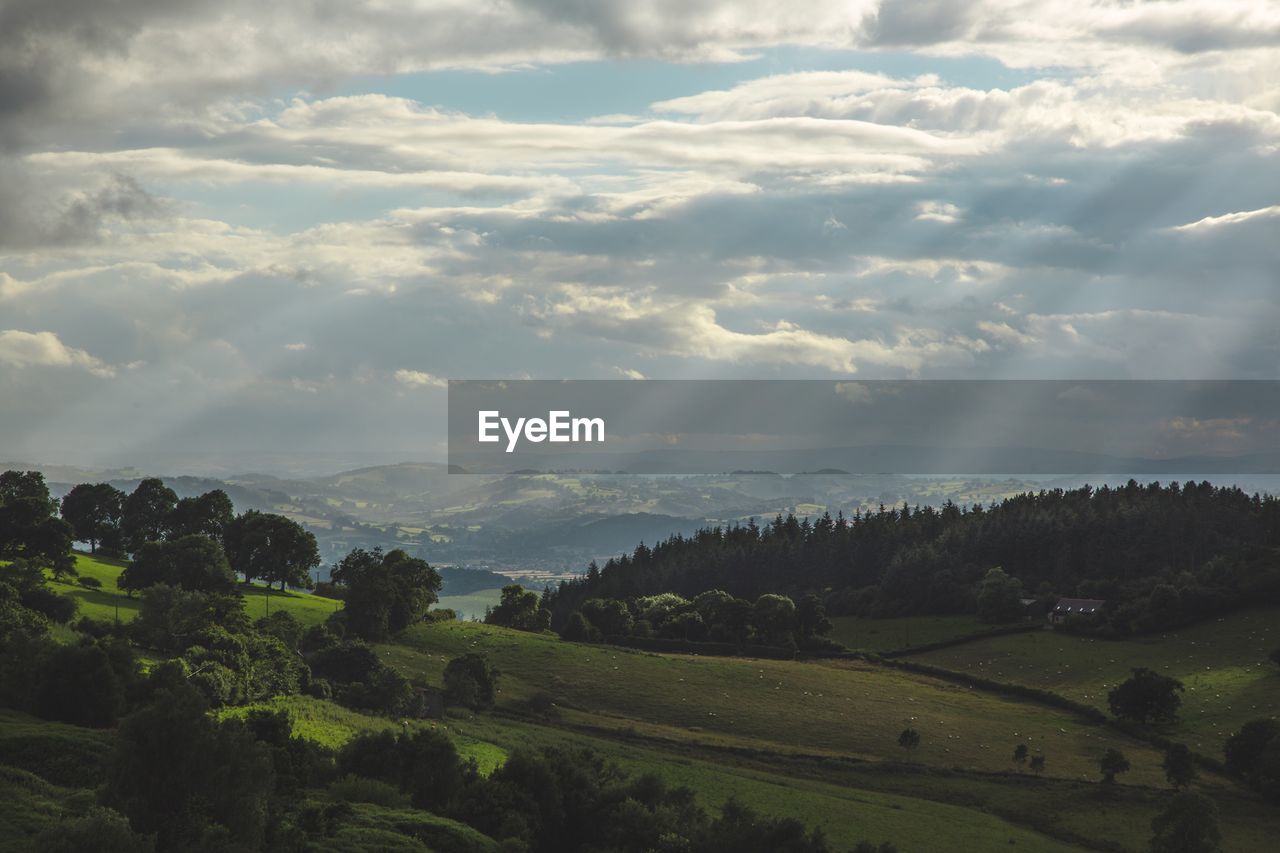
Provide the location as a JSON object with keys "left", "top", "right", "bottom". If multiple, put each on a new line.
{"left": 1052, "top": 597, "right": 1106, "bottom": 612}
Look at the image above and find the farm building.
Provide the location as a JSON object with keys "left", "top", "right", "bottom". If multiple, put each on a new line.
{"left": 1049, "top": 597, "right": 1106, "bottom": 624}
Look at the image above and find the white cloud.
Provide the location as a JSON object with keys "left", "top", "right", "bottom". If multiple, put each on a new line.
{"left": 1170, "top": 205, "right": 1280, "bottom": 231}
{"left": 0, "top": 330, "right": 115, "bottom": 377}
{"left": 394, "top": 369, "right": 447, "bottom": 388}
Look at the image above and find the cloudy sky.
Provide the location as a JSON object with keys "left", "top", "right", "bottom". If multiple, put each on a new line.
{"left": 2, "top": 0, "right": 1279, "bottom": 465}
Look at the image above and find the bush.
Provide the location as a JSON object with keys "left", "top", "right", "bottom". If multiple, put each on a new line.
{"left": 329, "top": 775, "right": 409, "bottom": 808}
{"left": 77, "top": 576, "right": 103, "bottom": 590}
{"left": 443, "top": 653, "right": 499, "bottom": 711}
{"left": 36, "top": 643, "right": 125, "bottom": 727}
{"left": 20, "top": 587, "right": 78, "bottom": 624}
{"left": 33, "top": 806, "right": 155, "bottom": 853}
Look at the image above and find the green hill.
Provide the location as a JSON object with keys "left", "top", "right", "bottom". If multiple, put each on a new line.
{"left": 46, "top": 551, "right": 341, "bottom": 627}
{"left": 910, "top": 609, "right": 1280, "bottom": 755}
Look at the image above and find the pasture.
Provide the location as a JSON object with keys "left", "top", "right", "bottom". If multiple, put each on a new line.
{"left": 911, "top": 609, "right": 1280, "bottom": 754}
{"left": 828, "top": 613, "right": 999, "bottom": 652}
{"left": 380, "top": 621, "right": 1180, "bottom": 786}
{"left": 43, "top": 551, "right": 341, "bottom": 628}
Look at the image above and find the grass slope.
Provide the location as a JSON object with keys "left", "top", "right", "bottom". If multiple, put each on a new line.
{"left": 911, "top": 610, "right": 1280, "bottom": 755}
{"left": 218, "top": 695, "right": 506, "bottom": 775}
{"left": 45, "top": 551, "right": 341, "bottom": 628}
{"left": 377, "top": 623, "right": 1280, "bottom": 852}
{"left": 829, "top": 614, "right": 1000, "bottom": 653}
{"left": 380, "top": 621, "right": 1177, "bottom": 786}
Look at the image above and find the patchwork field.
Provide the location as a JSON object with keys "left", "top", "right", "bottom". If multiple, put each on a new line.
{"left": 911, "top": 609, "right": 1280, "bottom": 754}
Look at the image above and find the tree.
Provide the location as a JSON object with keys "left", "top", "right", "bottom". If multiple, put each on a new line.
{"left": 977, "top": 567, "right": 1024, "bottom": 623}
{"left": 224, "top": 511, "right": 319, "bottom": 589}
{"left": 1163, "top": 743, "right": 1198, "bottom": 789}
{"left": 120, "top": 478, "right": 177, "bottom": 553}
{"left": 559, "top": 611, "right": 599, "bottom": 643}
{"left": 796, "top": 593, "right": 832, "bottom": 639}
{"left": 1099, "top": 748, "right": 1130, "bottom": 784}
{"left": 167, "top": 490, "right": 234, "bottom": 543}
{"left": 897, "top": 728, "right": 920, "bottom": 754}
{"left": 1108, "top": 667, "right": 1184, "bottom": 724}
{"left": 443, "top": 653, "right": 499, "bottom": 710}
{"left": 1149, "top": 791, "right": 1222, "bottom": 853}
{"left": 131, "top": 585, "right": 249, "bottom": 653}
{"left": 60, "top": 483, "right": 125, "bottom": 554}
{"left": 35, "top": 642, "right": 126, "bottom": 727}
{"left": 486, "top": 584, "right": 550, "bottom": 632}
{"left": 1012, "top": 743, "right": 1029, "bottom": 769}
{"left": 101, "top": 685, "right": 275, "bottom": 850}
{"left": 337, "top": 547, "right": 441, "bottom": 641}
{"left": 1223, "top": 719, "right": 1280, "bottom": 778}
{"left": 0, "top": 471, "right": 74, "bottom": 575}
{"left": 752, "top": 593, "right": 798, "bottom": 645}
{"left": 118, "top": 534, "right": 235, "bottom": 594}
{"left": 1254, "top": 738, "right": 1280, "bottom": 804}
{"left": 1029, "top": 754, "right": 1045, "bottom": 775}
{"left": 579, "top": 598, "right": 633, "bottom": 638}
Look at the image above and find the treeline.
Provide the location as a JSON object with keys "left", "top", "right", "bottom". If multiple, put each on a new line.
{"left": 546, "top": 481, "right": 1280, "bottom": 634}
{"left": 544, "top": 588, "right": 837, "bottom": 654}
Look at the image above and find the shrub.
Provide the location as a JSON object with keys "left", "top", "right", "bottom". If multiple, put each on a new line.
{"left": 443, "top": 653, "right": 499, "bottom": 711}
{"left": 20, "top": 587, "right": 78, "bottom": 624}
{"left": 33, "top": 806, "right": 155, "bottom": 853}
{"left": 329, "top": 774, "right": 409, "bottom": 808}
{"left": 77, "top": 576, "right": 103, "bottom": 590}
{"left": 36, "top": 643, "right": 125, "bottom": 727}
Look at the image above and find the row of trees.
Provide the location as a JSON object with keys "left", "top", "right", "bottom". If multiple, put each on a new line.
{"left": 61, "top": 476, "right": 322, "bottom": 589}
{"left": 61, "top": 478, "right": 233, "bottom": 556}
{"left": 551, "top": 588, "right": 834, "bottom": 650}
{"left": 546, "top": 481, "right": 1280, "bottom": 632}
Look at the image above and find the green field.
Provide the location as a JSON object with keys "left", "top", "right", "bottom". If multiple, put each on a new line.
{"left": 911, "top": 609, "right": 1280, "bottom": 755}
{"left": 218, "top": 696, "right": 506, "bottom": 774}
{"left": 378, "top": 623, "right": 1182, "bottom": 785}
{"left": 373, "top": 621, "right": 1279, "bottom": 852}
{"left": 43, "top": 551, "right": 342, "bottom": 628}
{"left": 828, "top": 614, "right": 1009, "bottom": 652}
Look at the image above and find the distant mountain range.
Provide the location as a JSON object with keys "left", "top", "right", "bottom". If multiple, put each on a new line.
{"left": 454, "top": 444, "right": 1280, "bottom": 475}
{"left": 9, "top": 452, "right": 1280, "bottom": 575}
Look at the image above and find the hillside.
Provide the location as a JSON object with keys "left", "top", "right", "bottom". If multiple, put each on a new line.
{"left": 374, "top": 620, "right": 1280, "bottom": 852}
{"left": 910, "top": 608, "right": 1280, "bottom": 754}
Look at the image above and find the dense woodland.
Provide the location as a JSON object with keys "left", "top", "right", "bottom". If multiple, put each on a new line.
{"left": 545, "top": 481, "right": 1280, "bottom": 637}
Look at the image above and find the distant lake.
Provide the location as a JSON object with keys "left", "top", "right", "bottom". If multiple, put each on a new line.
{"left": 436, "top": 587, "right": 505, "bottom": 622}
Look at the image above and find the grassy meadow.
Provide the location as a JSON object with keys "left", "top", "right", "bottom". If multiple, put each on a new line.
{"left": 372, "top": 621, "right": 1280, "bottom": 852}
{"left": 44, "top": 551, "right": 341, "bottom": 627}
{"left": 911, "top": 609, "right": 1280, "bottom": 755}
{"left": 828, "top": 614, "right": 1000, "bottom": 653}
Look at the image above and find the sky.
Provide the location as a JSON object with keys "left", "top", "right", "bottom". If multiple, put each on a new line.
{"left": 1, "top": 1, "right": 1279, "bottom": 465}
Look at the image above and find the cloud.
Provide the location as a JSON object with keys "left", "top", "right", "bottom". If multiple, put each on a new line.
{"left": 2, "top": 1, "right": 1279, "bottom": 458}
{"left": 394, "top": 368, "right": 447, "bottom": 389}
{"left": 0, "top": 329, "right": 115, "bottom": 377}
{"left": 0, "top": 171, "right": 165, "bottom": 249}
